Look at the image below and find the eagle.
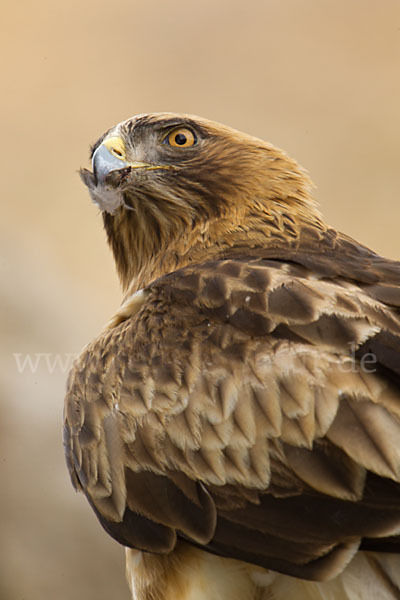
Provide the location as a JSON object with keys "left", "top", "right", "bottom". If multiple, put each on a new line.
{"left": 64, "top": 113, "right": 400, "bottom": 600}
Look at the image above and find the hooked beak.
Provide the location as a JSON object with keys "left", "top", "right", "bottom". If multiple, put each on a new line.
{"left": 92, "top": 136, "right": 168, "bottom": 185}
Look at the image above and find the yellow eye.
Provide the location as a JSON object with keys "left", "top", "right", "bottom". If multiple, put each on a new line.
{"left": 164, "top": 127, "right": 197, "bottom": 147}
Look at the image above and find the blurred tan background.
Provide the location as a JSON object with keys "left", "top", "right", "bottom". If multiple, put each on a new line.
{"left": 1, "top": 0, "right": 399, "bottom": 598}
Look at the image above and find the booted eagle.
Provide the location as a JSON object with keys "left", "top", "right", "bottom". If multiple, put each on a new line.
{"left": 65, "top": 113, "right": 400, "bottom": 600}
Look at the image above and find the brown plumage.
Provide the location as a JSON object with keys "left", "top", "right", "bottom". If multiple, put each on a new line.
{"left": 65, "top": 113, "right": 400, "bottom": 599}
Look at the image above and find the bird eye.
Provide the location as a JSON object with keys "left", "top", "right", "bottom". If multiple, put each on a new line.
{"left": 164, "top": 127, "right": 197, "bottom": 148}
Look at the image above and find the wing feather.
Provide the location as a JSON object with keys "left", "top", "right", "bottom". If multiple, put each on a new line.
{"left": 64, "top": 253, "right": 400, "bottom": 580}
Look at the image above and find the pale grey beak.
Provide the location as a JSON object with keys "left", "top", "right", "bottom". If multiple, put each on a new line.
{"left": 92, "top": 144, "right": 129, "bottom": 186}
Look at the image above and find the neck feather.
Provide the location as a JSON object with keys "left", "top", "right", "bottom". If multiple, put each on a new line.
{"left": 103, "top": 191, "right": 324, "bottom": 294}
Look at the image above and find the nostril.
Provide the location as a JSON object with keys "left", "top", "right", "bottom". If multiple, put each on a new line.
{"left": 111, "top": 147, "right": 123, "bottom": 158}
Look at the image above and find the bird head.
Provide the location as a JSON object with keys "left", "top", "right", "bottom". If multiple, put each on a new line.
{"left": 80, "top": 113, "right": 319, "bottom": 290}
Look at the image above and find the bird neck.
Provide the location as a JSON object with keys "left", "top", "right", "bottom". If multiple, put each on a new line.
{"left": 103, "top": 196, "right": 325, "bottom": 297}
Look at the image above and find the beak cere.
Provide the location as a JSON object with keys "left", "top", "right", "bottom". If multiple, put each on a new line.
{"left": 92, "top": 137, "right": 129, "bottom": 185}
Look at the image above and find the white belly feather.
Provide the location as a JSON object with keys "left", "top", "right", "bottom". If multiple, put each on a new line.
{"left": 126, "top": 545, "right": 400, "bottom": 600}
